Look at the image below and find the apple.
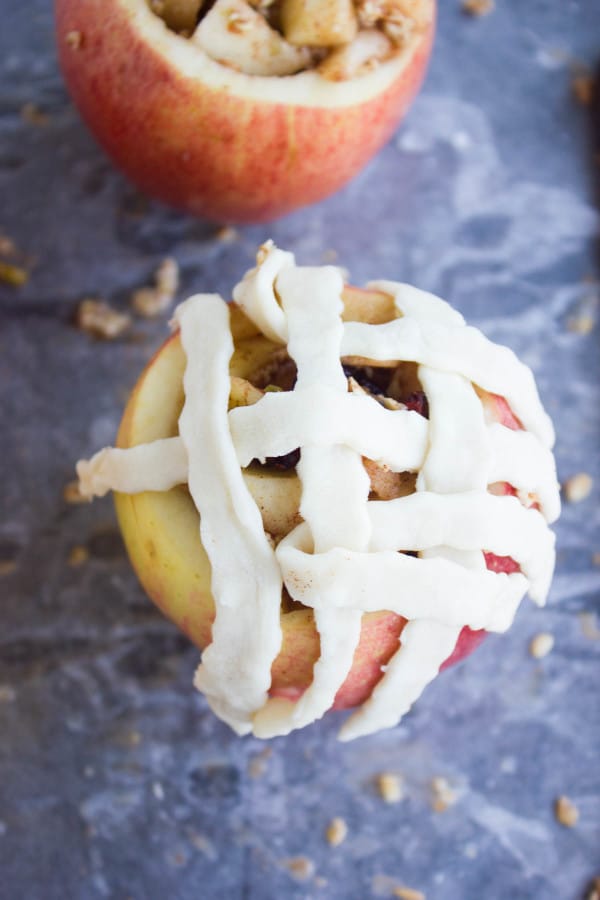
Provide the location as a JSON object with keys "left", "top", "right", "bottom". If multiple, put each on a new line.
{"left": 112, "top": 286, "right": 519, "bottom": 712}
{"left": 54, "top": 0, "right": 435, "bottom": 223}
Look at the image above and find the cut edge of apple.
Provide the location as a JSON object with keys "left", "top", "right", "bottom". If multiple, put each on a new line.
{"left": 82, "top": 0, "right": 435, "bottom": 108}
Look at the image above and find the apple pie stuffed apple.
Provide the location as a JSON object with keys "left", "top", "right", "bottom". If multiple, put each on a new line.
{"left": 77, "top": 243, "right": 560, "bottom": 740}
{"left": 55, "top": 0, "right": 434, "bottom": 222}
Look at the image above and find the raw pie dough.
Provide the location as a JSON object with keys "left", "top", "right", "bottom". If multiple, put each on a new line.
{"left": 78, "top": 243, "right": 560, "bottom": 741}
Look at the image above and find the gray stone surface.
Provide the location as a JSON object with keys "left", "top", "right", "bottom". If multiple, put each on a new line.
{"left": 1, "top": 2, "right": 599, "bottom": 898}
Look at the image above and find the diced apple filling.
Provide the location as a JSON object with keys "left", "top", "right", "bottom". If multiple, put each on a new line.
{"left": 148, "top": 0, "right": 432, "bottom": 80}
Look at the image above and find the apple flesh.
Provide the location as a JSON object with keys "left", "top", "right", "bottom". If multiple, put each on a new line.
{"left": 54, "top": 0, "right": 434, "bottom": 223}
{"left": 111, "top": 286, "right": 523, "bottom": 713}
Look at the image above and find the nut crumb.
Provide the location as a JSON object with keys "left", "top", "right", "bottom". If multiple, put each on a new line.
{"left": 0, "top": 261, "right": 28, "bottom": 286}
{"left": 393, "top": 887, "right": 426, "bottom": 900}
{"left": 572, "top": 73, "right": 595, "bottom": 107}
{"left": 20, "top": 102, "right": 49, "bottom": 126}
{"left": 0, "top": 685, "right": 16, "bottom": 703}
{"left": 431, "top": 776, "right": 457, "bottom": 812}
{"left": 65, "top": 30, "right": 83, "bottom": 49}
{"left": 461, "top": 0, "right": 494, "bottom": 16}
{"left": 0, "top": 560, "right": 17, "bottom": 577}
{"left": 529, "top": 632, "right": 554, "bottom": 659}
{"left": 283, "top": 856, "right": 315, "bottom": 881}
{"left": 377, "top": 772, "right": 404, "bottom": 803}
{"left": 555, "top": 795, "right": 579, "bottom": 827}
{"left": 325, "top": 817, "right": 348, "bottom": 847}
{"left": 216, "top": 225, "right": 239, "bottom": 244}
{"left": 132, "top": 257, "right": 179, "bottom": 318}
{"left": 76, "top": 298, "right": 131, "bottom": 340}
{"left": 63, "top": 480, "right": 90, "bottom": 505}
{"left": 68, "top": 545, "right": 89, "bottom": 567}
{"left": 563, "top": 472, "right": 593, "bottom": 503}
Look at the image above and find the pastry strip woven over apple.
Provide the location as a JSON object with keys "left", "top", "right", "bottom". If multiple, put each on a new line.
{"left": 77, "top": 242, "right": 560, "bottom": 740}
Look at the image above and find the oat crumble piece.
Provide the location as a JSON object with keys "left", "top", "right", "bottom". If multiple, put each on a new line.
{"left": 20, "top": 102, "right": 50, "bottom": 126}
{"left": 555, "top": 795, "right": 579, "bottom": 827}
{"left": 393, "top": 887, "right": 426, "bottom": 900}
{"left": 216, "top": 225, "right": 239, "bottom": 244}
{"left": 563, "top": 472, "right": 593, "bottom": 503}
{"left": 65, "top": 30, "right": 83, "bottom": 49}
{"left": 283, "top": 856, "right": 315, "bottom": 881}
{"left": 529, "top": 632, "right": 554, "bottom": 659}
{"left": 461, "top": 0, "right": 494, "bottom": 15}
{"left": 76, "top": 298, "right": 132, "bottom": 340}
{"left": 567, "top": 312, "right": 595, "bottom": 335}
{"left": 325, "top": 817, "right": 348, "bottom": 846}
{"left": 431, "top": 776, "right": 457, "bottom": 812}
{"left": 377, "top": 772, "right": 404, "bottom": 803}
{"left": 68, "top": 545, "right": 89, "bottom": 567}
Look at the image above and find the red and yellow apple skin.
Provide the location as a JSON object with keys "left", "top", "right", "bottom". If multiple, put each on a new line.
{"left": 55, "top": 0, "right": 434, "bottom": 223}
{"left": 112, "top": 292, "right": 527, "bottom": 713}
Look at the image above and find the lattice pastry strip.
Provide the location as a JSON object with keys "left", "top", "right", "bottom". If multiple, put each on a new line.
{"left": 77, "top": 242, "right": 560, "bottom": 740}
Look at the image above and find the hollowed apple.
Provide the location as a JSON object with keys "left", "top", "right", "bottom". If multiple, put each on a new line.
{"left": 54, "top": 0, "right": 435, "bottom": 223}
{"left": 113, "top": 286, "right": 492, "bottom": 712}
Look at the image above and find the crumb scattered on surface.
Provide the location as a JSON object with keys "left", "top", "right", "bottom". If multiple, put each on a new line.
{"left": 572, "top": 73, "right": 595, "bottom": 106}
{"left": 248, "top": 745, "right": 272, "bottom": 778}
{"left": 216, "top": 225, "right": 239, "bottom": 243}
{"left": 65, "top": 30, "right": 83, "bottom": 49}
{"left": 325, "top": 817, "right": 348, "bottom": 847}
{"left": 593, "top": 552, "right": 600, "bottom": 566}
{"left": 0, "top": 686, "right": 16, "bottom": 704}
{"left": 20, "top": 102, "right": 50, "bottom": 126}
{"left": 377, "top": 772, "right": 404, "bottom": 803}
{"left": 393, "top": 887, "right": 426, "bottom": 900}
{"left": 0, "top": 235, "right": 17, "bottom": 257}
{"left": 461, "top": 0, "right": 494, "bottom": 16}
{"left": 283, "top": 856, "right": 315, "bottom": 881}
{"left": 0, "top": 261, "right": 28, "bottom": 286}
{"left": 563, "top": 472, "right": 593, "bottom": 503}
{"left": 0, "top": 560, "right": 17, "bottom": 577}
{"left": 76, "top": 298, "right": 131, "bottom": 339}
{"left": 567, "top": 312, "right": 595, "bottom": 335}
{"left": 68, "top": 545, "right": 89, "bottom": 567}
{"left": 555, "top": 795, "right": 579, "bottom": 827}
{"left": 132, "top": 257, "right": 179, "bottom": 318}
{"left": 63, "top": 480, "right": 90, "bottom": 504}
{"left": 578, "top": 612, "right": 600, "bottom": 641}
{"left": 529, "top": 632, "right": 554, "bottom": 659}
{"left": 321, "top": 249, "right": 338, "bottom": 263}
{"left": 153, "top": 781, "right": 165, "bottom": 800}
{"left": 431, "top": 776, "right": 457, "bottom": 812}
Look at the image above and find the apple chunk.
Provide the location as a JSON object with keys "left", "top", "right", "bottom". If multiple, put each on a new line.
{"left": 192, "top": 0, "right": 311, "bottom": 76}
{"left": 281, "top": 0, "right": 358, "bottom": 47}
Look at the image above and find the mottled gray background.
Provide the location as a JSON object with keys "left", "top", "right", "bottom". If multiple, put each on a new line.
{"left": 1, "top": 2, "right": 599, "bottom": 899}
